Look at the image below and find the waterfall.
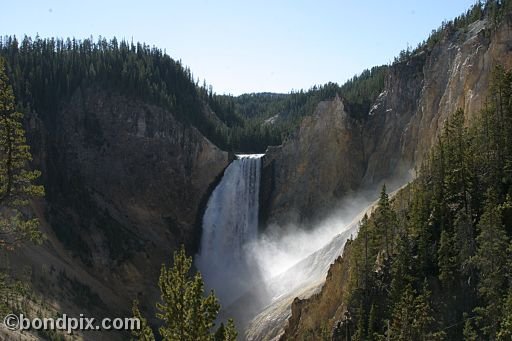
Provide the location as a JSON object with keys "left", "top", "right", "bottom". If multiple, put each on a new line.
{"left": 196, "top": 154, "right": 264, "bottom": 306}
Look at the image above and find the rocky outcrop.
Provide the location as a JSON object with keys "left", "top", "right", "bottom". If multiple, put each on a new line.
{"left": 398, "top": 16, "right": 512, "bottom": 171}
{"left": 261, "top": 97, "right": 365, "bottom": 225}
{"left": 16, "top": 86, "right": 228, "bottom": 337}
{"left": 282, "top": 243, "right": 354, "bottom": 341}
{"left": 278, "top": 14, "right": 512, "bottom": 340}
{"left": 6, "top": 9, "right": 511, "bottom": 341}
{"left": 262, "top": 15, "right": 512, "bottom": 227}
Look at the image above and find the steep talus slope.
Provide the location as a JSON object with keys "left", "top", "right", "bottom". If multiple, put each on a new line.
{"left": 246, "top": 223, "right": 360, "bottom": 341}
{"left": 15, "top": 86, "right": 228, "bottom": 336}
{"left": 284, "top": 244, "right": 354, "bottom": 341}
{"left": 277, "top": 15, "right": 512, "bottom": 340}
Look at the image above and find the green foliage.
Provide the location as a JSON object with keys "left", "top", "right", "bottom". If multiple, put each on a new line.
{"left": 339, "top": 66, "right": 388, "bottom": 120}
{"left": 214, "top": 322, "right": 226, "bottom": 341}
{"left": 221, "top": 319, "right": 238, "bottom": 341}
{"left": 497, "top": 288, "right": 512, "bottom": 340}
{"left": 374, "top": 184, "right": 397, "bottom": 257}
{"left": 0, "top": 35, "right": 267, "bottom": 152}
{"left": 388, "top": 232, "right": 415, "bottom": 310}
{"left": 344, "top": 65, "right": 512, "bottom": 340}
{"left": 472, "top": 190, "right": 510, "bottom": 337}
{"left": 463, "top": 314, "right": 478, "bottom": 341}
{"left": 352, "top": 302, "right": 366, "bottom": 341}
{"left": 210, "top": 71, "right": 387, "bottom": 151}
{"left": 366, "top": 303, "right": 377, "bottom": 341}
{"left": 389, "top": 283, "right": 437, "bottom": 340}
{"left": 213, "top": 321, "right": 239, "bottom": 341}
{"left": 0, "top": 271, "right": 30, "bottom": 317}
{"left": 394, "top": 1, "right": 512, "bottom": 65}
{"left": 132, "top": 300, "right": 156, "bottom": 341}
{"left": 133, "top": 245, "right": 237, "bottom": 341}
{"left": 0, "top": 36, "right": 387, "bottom": 153}
{"left": 438, "top": 229, "right": 456, "bottom": 289}
{"left": 156, "top": 246, "right": 219, "bottom": 341}
{"left": 0, "top": 57, "right": 44, "bottom": 249}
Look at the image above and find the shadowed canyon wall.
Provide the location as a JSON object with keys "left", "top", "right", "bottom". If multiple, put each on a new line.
{"left": 15, "top": 87, "right": 228, "bottom": 338}
{"left": 5, "top": 10, "right": 512, "bottom": 341}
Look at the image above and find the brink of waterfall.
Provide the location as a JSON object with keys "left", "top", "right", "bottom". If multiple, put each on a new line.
{"left": 196, "top": 154, "right": 264, "bottom": 306}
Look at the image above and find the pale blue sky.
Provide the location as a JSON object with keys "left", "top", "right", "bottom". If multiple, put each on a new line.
{"left": 2, "top": 1, "right": 477, "bottom": 95}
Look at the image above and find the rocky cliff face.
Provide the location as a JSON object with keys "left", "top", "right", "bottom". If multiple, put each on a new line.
{"left": 283, "top": 243, "right": 354, "bottom": 341}
{"left": 16, "top": 86, "right": 228, "bottom": 337}
{"left": 261, "top": 97, "right": 365, "bottom": 225}
{"left": 277, "top": 15, "right": 512, "bottom": 340}
{"left": 7, "top": 9, "right": 511, "bottom": 341}
{"left": 262, "top": 15, "right": 512, "bottom": 227}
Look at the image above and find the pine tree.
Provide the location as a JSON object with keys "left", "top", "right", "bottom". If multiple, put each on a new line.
{"left": 131, "top": 300, "right": 155, "bottom": 341}
{"left": 472, "top": 190, "right": 510, "bottom": 338}
{"left": 438, "top": 229, "right": 457, "bottom": 290}
{"left": 374, "top": 185, "right": 396, "bottom": 256}
{"left": 453, "top": 209, "right": 475, "bottom": 277}
{"left": 390, "top": 283, "right": 437, "bottom": 340}
{"left": 497, "top": 288, "right": 512, "bottom": 340}
{"left": 215, "top": 319, "right": 237, "bottom": 341}
{"left": 410, "top": 180, "right": 434, "bottom": 275}
{"left": 367, "top": 303, "right": 377, "bottom": 341}
{"left": 352, "top": 302, "right": 366, "bottom": 341}
{"left": 443, "top": 108, "right": 471, "bottom": 214}
{"left": 361, "top": 214, "right": 370, "bottom": 294}
{"left": 389, "top": 232, "right": 415, "bottom": 306}
{"left": 341, "top": 65, "right": 512, "bottom": 341}
{"left": 0, "top": 56, "right": 42, "bottom": 314}
{"left": 0, "top": 57, "right": 44, "bottom": 249}
{"left": 133, "top": 245, "right": 237, "bottom": 341}
{"left": 223, "top": 319, "right": 237, "bottom": 341}
{"left": 452, "top": 208, "right": 479, "bottom": 320}
{"left": 412, "top": 280, "right": 437, "bottom": 339}
{"left": 390, "top": 285, "right": 415, "bottom": 341}
{"left": 156, "top": 245, "right": 220, "bottom": 341}
{"left": 214, "top": 323, "right": 225, "bottom": 341}
{"left": 463, "top": 314, "right": 478, "bottom": 341}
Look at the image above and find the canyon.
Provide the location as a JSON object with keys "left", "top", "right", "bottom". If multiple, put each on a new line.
{"left": 3, "top": 6, "right": 512, "bottom": 341}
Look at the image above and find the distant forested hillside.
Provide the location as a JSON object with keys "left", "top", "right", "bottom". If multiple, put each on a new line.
{"left": 0, "top": 36, "right": 387, "bottom": 152}
{"left": 2, "top": 1, "right": 507, "bottom": 154}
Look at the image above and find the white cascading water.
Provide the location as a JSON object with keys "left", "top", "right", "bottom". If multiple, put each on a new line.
{"left": 196, "top": 154, "right": 264, "bottom": 306}
{"left": 196, "top": 152, "right": 398, "bottom": 338}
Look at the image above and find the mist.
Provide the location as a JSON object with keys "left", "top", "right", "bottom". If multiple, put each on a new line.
{"left": 246, "top": 175, "right": 411, "bottom": 303}
{"left": 246, "top": 193, "right": 376, "bottom": 282}
{"left": 202, "top": 163, "right": 411, "bottom": 333}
